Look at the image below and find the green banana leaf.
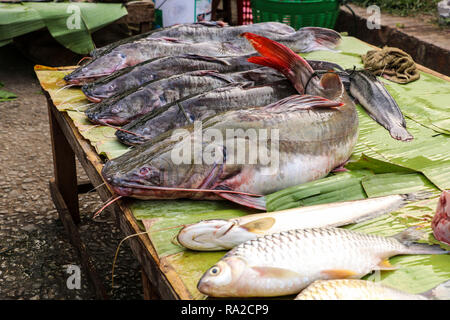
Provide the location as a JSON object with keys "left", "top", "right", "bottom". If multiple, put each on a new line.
{"left": 0, "top": 3, "right": 128, "bottom": 54}
{"left": 34, "top": 35, "right": 450, "bottom": 299}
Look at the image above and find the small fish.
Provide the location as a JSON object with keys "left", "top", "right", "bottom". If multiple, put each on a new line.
{"left": 197, "top": 227, "right": 448, "bottom": 297}
{"left": 294, "top": 279, "right": 450, "bottom": 300}
{"left": 85, "top": 68, "right": 284, "bottom": 126}
{"left": 64, "top": 27, "right": 341, "bottom": 84}
{"left": 348, "top": 69, "right": 413, "bottom": 141}
{"left": 115, "top": 80, "right": 296, "bottom": 146}
{"left": 177, "top": 192, "right": 431, "bottom": 251}
{"left": 432, "top": 190, "right": 450, "bottom": 245}
{"left": 81, "top": 54, "right": 258, "bottom": 101}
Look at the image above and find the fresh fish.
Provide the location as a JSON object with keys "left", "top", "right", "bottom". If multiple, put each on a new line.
{"left": 115, "top": 80, "right": 297, "bottom": 145}
{"left": 294, "top": 279, "right": 450, "bottom": 300}
{"left": 91, "top": 21, "right": 296, "bottom": 58}
{"left": 348, "top": 69, "right": 413, "bottom": 141}
{"left": 64, "top": 27, "right": 341, "bottom": 84}
{"left": 177, "top": 192, "right": 431, "bottom": 251}
{"left": 102, "top": 93, "right": 355, "bottom": 210}
{"left": 197, "top": 227, "right": 448, "bottom": 297}
{"left": 85, "top": 68, "right": 284, "bottom": 125}
{"left": 81, "top": 54, "right": 258, "bottom": 101}
{"left": 432, "top": 190, "right": 450, "bottom": 245}
{"left": 101, "top": 35, "right": 357, "bottom": 209}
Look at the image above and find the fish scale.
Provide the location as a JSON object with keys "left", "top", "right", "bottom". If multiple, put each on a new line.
{"left": 198, "top": 226, "right": 447, "bottom": 297}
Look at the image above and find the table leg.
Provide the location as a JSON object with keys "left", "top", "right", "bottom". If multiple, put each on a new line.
{"left": 47, "top": 102, "right": 80, "bottom": 224}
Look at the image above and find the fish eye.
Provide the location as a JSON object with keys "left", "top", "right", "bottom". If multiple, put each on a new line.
{"left": 209, "top": 266, "right": 221, "bottom": 276}
{"left": 111, "top": 105, "right": 121, "bottom": 114}
{"left": 139, "top": 166, "right": 153, "bottom": 176}
{"left": 118, "top": 53, "right": 126, "bottom": 59}
{"left": 108, "top": 84, "right": 115, "bottom": 91}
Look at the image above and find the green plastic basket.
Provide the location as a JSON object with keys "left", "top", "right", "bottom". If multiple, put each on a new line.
{"left": 251, "top": 0, "right": 340, "bottom": 30}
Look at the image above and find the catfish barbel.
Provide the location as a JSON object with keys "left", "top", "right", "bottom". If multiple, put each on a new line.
{"left": 295, "top": 279, "right": 450, "bottom": 300}
{"left": 85, "top": 68, "right": 285, "bottom": 125}
{"left": 64, "top": 26, "right": 341, "bottom": 84}
{"left": 198, "top": 227, "right": 448, "bottom": 297}
{"left": 177, "top": 192, "right": 431, "bottom": 251}
{"left": 115, "top": 80, "right": 296, "bottom": 145}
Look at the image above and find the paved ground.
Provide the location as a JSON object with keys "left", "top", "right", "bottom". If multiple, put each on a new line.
{"left": 0, "top": 44, "right": 143, "bottom": 300}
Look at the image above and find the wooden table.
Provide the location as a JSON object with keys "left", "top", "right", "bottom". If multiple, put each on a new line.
{"left": 45, "top": 91, "right": 187, "bottom": 300}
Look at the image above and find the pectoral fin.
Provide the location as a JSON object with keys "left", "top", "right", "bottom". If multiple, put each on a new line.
{"left": 252, "top": 266, "right": 301, "bottom": 279}
{"left": 321, "top": 269, "right": 359, "bottom": 278}
{"left": 374, "top": 258, "right": 397, "bottom": 270}
{"left": 241, "top": 217, "right": 275, "bottom": 234}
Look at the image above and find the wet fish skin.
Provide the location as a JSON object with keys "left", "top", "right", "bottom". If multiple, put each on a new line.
{"left": 103, "top": 94, "right": 356, "bottom": 205}
{"left": 65, "top": 27, "right": 341, "bottom": 84}
{"left": 115, "top": 80, "right": 297, "bottom": 145}
{"left": 85, "top": 68, "right": 284, "bottom": 126}
{"left": 91, "top": 22, "right": 295, "bottom": 58}
{"left": 197, "top": 227, "right": 448, "bottom": 297}
{"left": 82, "top": 54, "right": 258, "bottom": 101}
{"left": 294, "top": 280, "right": 431, "bottom": 300}
{"left": 348, "top": 69, "right": 413, "bottom": 141}
{"left": 177, "top": 192, "right": 431, "bottom": 251}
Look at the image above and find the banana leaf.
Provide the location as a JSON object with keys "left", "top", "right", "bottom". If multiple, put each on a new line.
{"left": 0, "top": 3, "right": 128, "bottom": 54}
{"left": 34, "top": 35, "right": 450, "bottom": 299}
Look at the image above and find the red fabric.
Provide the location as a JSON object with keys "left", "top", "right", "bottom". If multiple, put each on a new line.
{"left": 237, "top": 0, "right": 253, "bottom": 25}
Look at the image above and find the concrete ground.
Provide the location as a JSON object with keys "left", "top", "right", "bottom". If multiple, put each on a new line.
{"left": 0, "top": 44, "right": 143, "bottom": 300}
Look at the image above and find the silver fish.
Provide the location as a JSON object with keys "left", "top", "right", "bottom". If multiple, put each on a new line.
{"left": 177, "top": 192, "right": 431, "bottom": 251}
{"left": 198, "top": 227, "right": 448, "bottom": 297}
{"left": 294, "top": 279, "right": 450, "bottom": 300}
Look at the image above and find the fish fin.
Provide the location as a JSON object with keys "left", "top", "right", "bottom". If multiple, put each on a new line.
{"left": 247, "top": 56, "right": 291, "bottom": 76}
{"left": 388, "top": 125, "right": 414, "bottom": 142}
{"left": 422, "top": 280, "right": 450, "bottom": 300}
{"left": 392, "top": 226, "right": 449, "bottom": 255}
{"left": 264, "top": 95, "right": 344, "bottom": 112}
{"left": 241, "top": 217, "right": 276, "bottom": 233}
{"left": 321, "top": 269, "right": 359, "bottom": 278}
{"left": 242, "top": 32, "right": 314, "bottom": 93}
{"left": 251, "top": 266, "right": 301, "bottom": 279}
{"left": 374, "top": 258, "right": 397, "bottom": 270}
{"left": 299, "top": 27, "right": 342, "bottom": 51}
{"left": 217, "top": 191, "right": 266, "bottom": 211}
{"left": 319, "top": 72, "right": 345, "bottom": 99}
{"left": 181, "top": 54, "right": 231, "bottom": 66}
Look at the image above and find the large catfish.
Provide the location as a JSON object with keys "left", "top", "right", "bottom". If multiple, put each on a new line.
{"left": 64, "top": 27, "right": 341, "bottom": 84}
{"left": 101, "top": 34, "right": 358, "bottom": 209}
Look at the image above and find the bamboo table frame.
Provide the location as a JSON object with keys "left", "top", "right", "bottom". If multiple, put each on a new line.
{"left": 45, "top": 91, "right": 192, "bottom": 300}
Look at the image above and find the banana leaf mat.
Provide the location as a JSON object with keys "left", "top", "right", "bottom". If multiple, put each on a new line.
{"left": 35, "top": 36, "right": 450, "bottom": 300}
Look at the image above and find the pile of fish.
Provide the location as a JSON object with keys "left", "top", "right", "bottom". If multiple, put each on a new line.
{"left": 61, "top": 21, "right": 443, "bottom": 300}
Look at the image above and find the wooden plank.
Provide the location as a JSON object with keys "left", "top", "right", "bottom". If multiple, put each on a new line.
{"left": 47, "top": 95, "right": 80, "bottom": 224}
{"left": 49, "top": 179, "right": 108, "bottom": 299}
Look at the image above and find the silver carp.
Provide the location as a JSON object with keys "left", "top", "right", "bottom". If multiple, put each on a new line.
{"left": 197, "top": 227, "right": 448, "bottom": 297}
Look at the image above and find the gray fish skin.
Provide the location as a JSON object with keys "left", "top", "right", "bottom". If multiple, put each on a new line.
{"left": 85, "top": 68, "right": 284, "bottom": 125}
{"left": 115, "top": 80, "right": 296, "bottom": 146}
{"left": 91, "top": 22, "right": 295, "bottom": 58}
{"left": 81, "top": 54, "right": 258, "bottom": 101}
{"left": 348, "top": 70, "right": 413, "bottom": 141}
{"left": 102, "top": 94, "right": 357, "bottom": 203}
{"left": 65, "top": 27, "right": 341, "bottom": 84}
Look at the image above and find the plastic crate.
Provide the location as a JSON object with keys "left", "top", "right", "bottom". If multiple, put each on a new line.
{"left": 251, "top": 0, "right": 340, "bottom": 30}
{"left": 237, "top": 0, "right": 253, "bottom": 25}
